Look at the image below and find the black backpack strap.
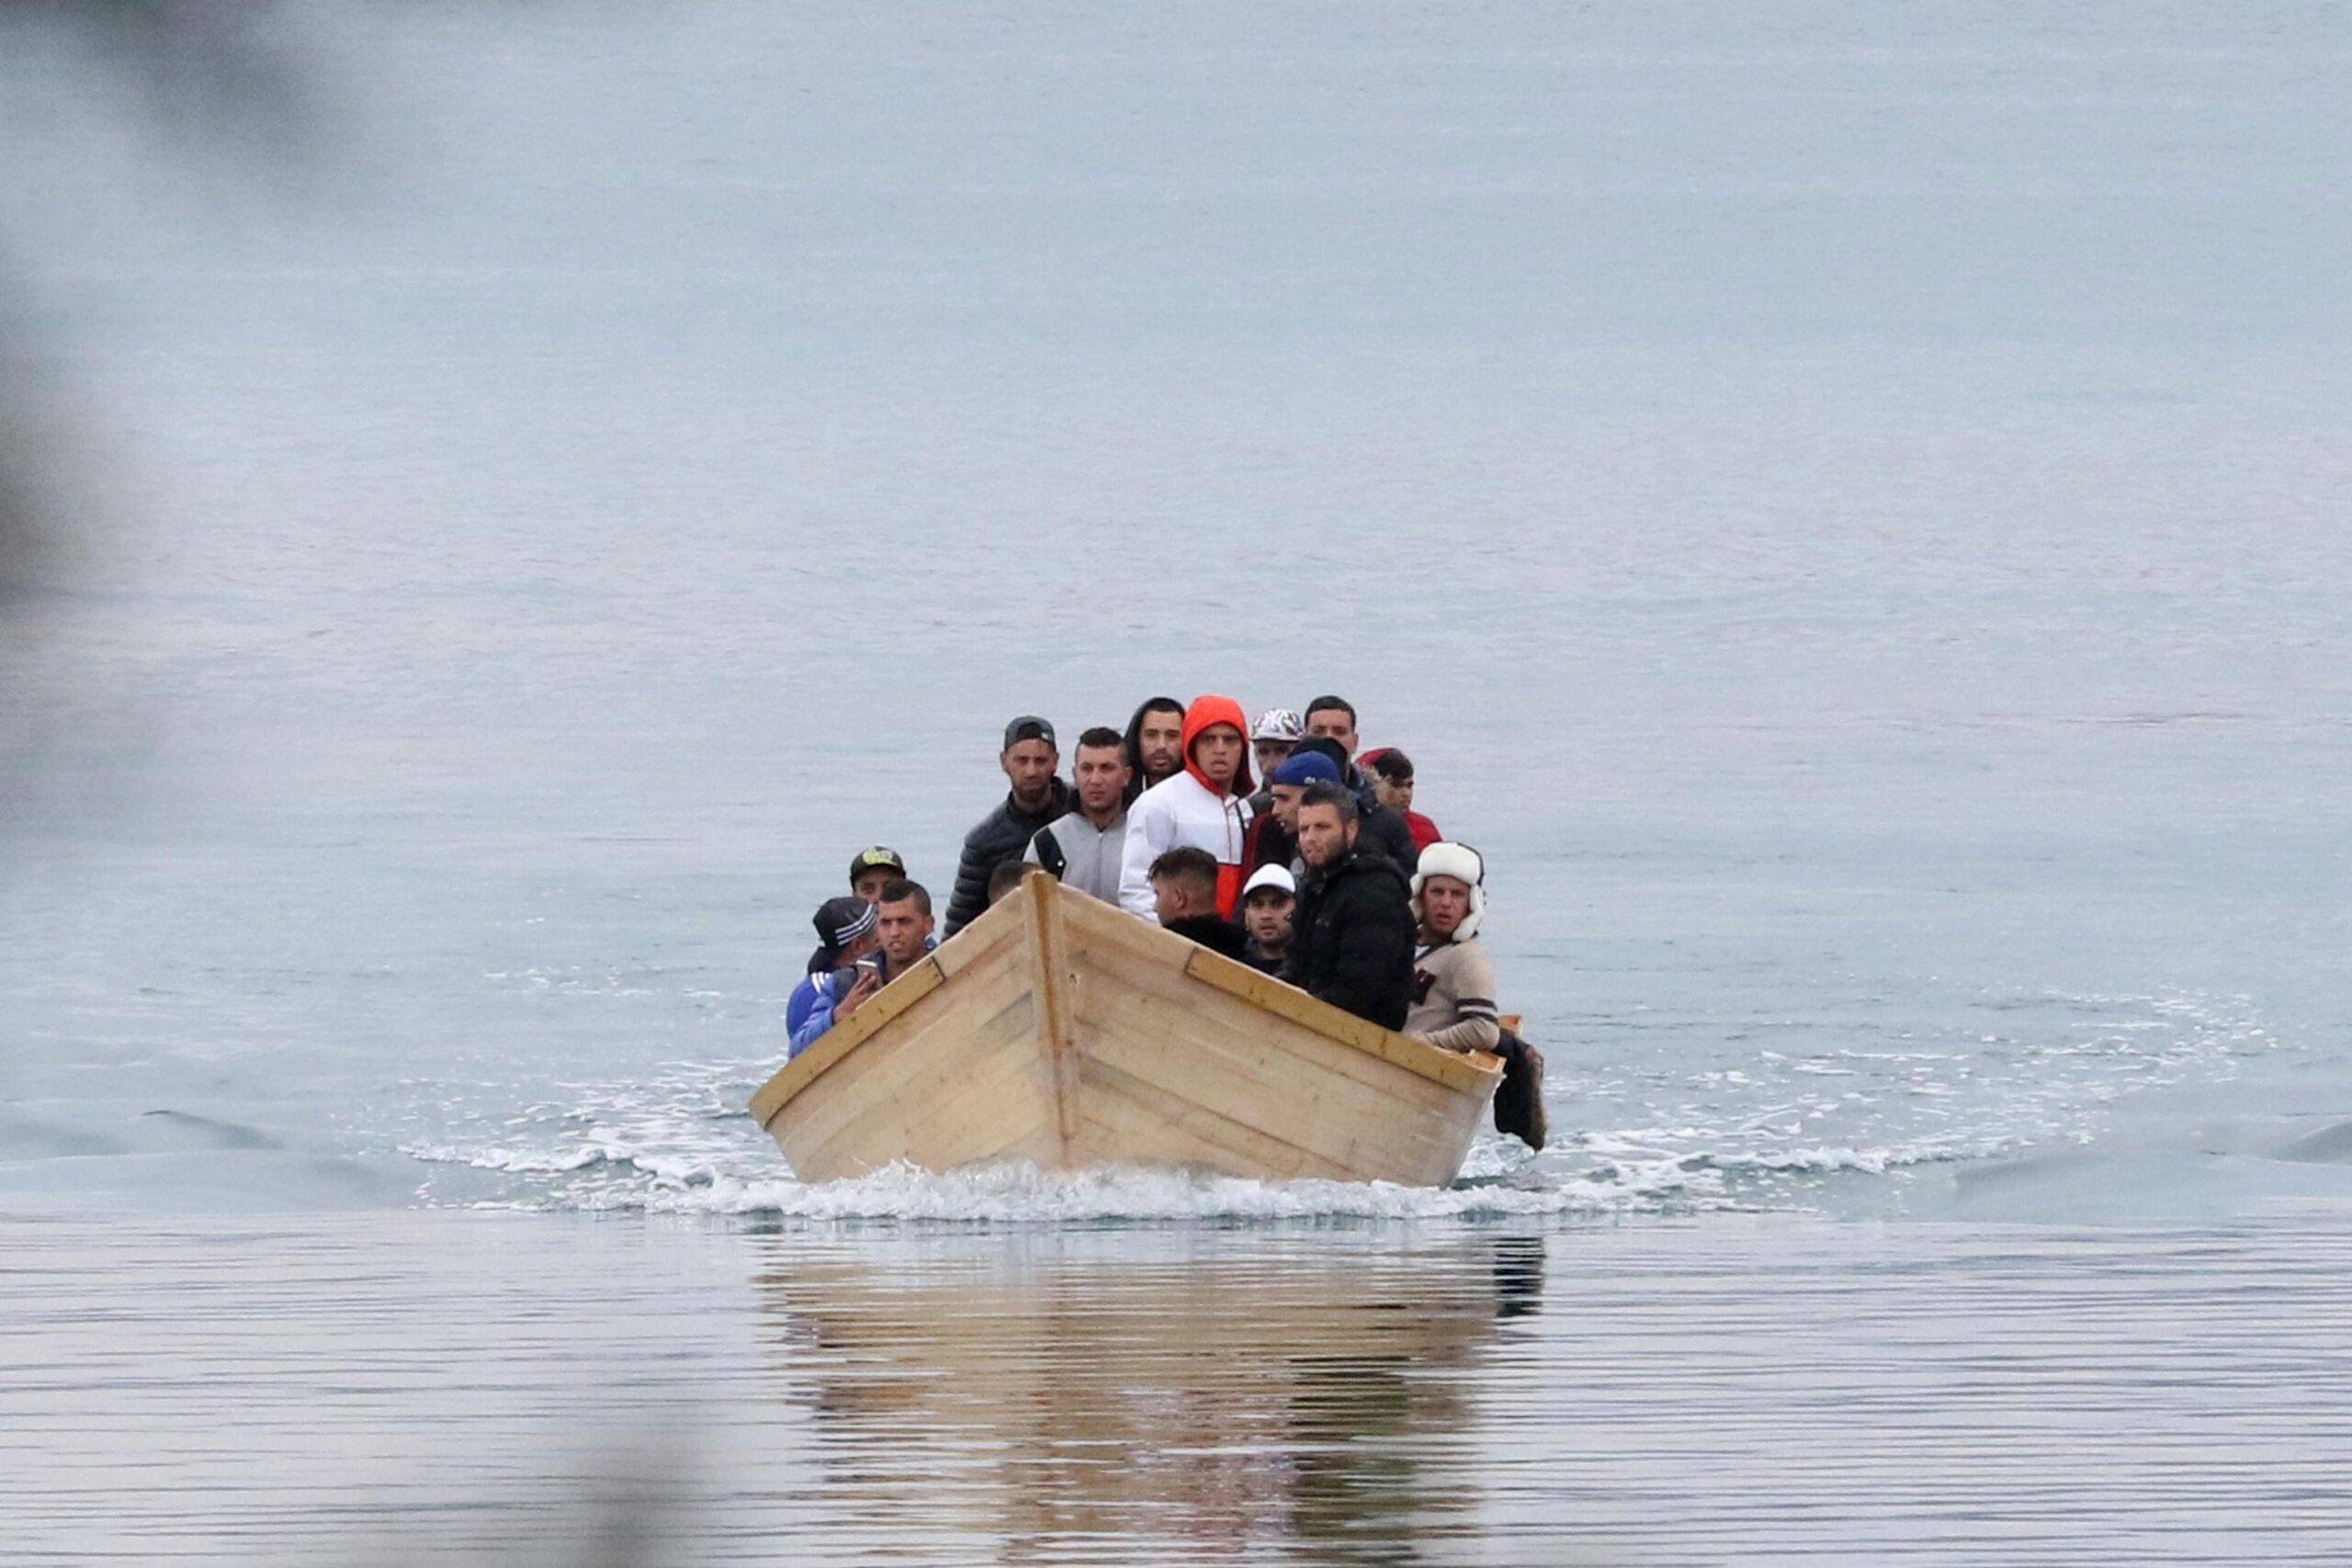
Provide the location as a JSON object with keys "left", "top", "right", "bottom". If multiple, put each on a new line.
{"left": 1032, "top": 826, "right": 1068, "bottom": 881}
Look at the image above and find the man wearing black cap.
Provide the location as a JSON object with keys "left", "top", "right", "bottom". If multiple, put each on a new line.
{"left": 786, "top": 896, "right": 885, "bottom": 1057}
{"left": 944, "top": 716, "right": 1071, "bottom": 938}
{"left": 849, "top": 845, "right": 908, "bottom": 903}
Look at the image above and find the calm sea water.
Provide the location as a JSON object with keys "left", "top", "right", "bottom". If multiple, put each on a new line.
{"left": 6, "top": 1213, "right": 2349, "bottom": 1567}
{"left": 3, "top": 3, "right": 2349, "bottom": 1562}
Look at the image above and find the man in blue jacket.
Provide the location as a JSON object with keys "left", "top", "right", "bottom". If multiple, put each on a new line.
{"left": 786, "top": 897, "right": 884, "bottom": 1057}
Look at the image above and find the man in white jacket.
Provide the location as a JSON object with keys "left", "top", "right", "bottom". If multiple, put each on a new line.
{"left": 1117, "top": 694, "right": 1256, "bottom": 920}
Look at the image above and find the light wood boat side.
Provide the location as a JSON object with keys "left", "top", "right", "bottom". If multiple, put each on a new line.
{"left": 751, "top": 872, "right": 1501, "bottom": 1186}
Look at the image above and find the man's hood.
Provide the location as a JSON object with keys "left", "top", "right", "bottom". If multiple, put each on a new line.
{"left": 1180, "top": 694, "right": 1253, "bottom": 799}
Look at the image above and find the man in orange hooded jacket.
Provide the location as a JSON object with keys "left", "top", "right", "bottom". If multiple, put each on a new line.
{"left": 1116, "top": 694, "right": 1257, "bottom": 920}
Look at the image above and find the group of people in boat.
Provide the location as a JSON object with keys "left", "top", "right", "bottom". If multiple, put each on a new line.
{"left": 786, "top": 693, "right": 1544, "bottom": 1146}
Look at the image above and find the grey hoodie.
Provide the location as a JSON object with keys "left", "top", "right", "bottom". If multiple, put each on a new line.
{"left": 1024, "top": 807, "right": 1129, "bottom": 906}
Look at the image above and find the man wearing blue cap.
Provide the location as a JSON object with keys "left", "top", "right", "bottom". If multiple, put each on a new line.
{"left": 1242, "top": 749, "right": 1342, "bottom": 877}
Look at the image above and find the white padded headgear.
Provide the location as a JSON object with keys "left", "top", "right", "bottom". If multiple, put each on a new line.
{"left": 1410, "top": 841, "right": 1486, "bottom": 942}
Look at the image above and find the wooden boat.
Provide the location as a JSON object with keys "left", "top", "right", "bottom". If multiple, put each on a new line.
{"left": 750, "top": 870, "right": 1502, "bottom": 1186}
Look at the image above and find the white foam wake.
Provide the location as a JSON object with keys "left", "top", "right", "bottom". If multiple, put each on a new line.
{"left": 584, "top": 1156, "right": 1652, "bottom": 1223}
{"left": 388, "top": 985, "right": 2276, "bottom": 1223}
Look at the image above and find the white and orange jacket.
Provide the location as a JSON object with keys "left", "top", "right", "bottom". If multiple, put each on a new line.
{"left": 1115, "top": 694, "right": 1257, "bottom": 919}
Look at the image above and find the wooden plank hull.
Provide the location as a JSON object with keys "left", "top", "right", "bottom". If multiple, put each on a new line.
{"left": 751, "top": 872, "right": 1501, "bottom": 1187}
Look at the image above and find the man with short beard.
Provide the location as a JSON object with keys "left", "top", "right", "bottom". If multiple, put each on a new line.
{"left": 1121, "top": 696, "right": 1187, "bottom": 804}
{"left": 1282, "top": 782, "right": 1416, "bottom": 1030}
{"left": 1242, "top": 749, "right": 1340, "bottom": 874}
{"left": 1239, "top": 863, "right": 1298, "bottom": 976}
{"left": 1024, "top": 727, "right": 1133, "bottom": 904}
{"left": 944, "top": 716, "right": 1071, "bottom": 938}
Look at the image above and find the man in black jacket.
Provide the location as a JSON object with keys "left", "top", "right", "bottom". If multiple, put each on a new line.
{"left": 1281, "top": 782, "right": 1416, "bottom": 1030}
{"left": 1148, "top": 846, "right": 1249, "bottom": 962}
{"left": 944, "top": 716, "right": 1072, "bottom": 937}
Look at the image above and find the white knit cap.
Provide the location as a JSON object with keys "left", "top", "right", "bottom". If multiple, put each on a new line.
{"left": 1410, "top": 841, "right": 1486, "bottom": 942}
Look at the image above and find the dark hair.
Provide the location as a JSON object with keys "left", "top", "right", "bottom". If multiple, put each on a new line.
{"left": 1148, "top": 845, "right": 1220, "bottom": 897}
{"left": 1298, "top": 780, "right": 1359, "bottom": 824}
{"left": 1075, "top": 726, "right": 1125, "bottom": 755}
{"left": 986, "top": 861, "right": 1028, "bottom": 902}
{"left": 877, "top": 877, "right": 933, "bottom": 917}
{"left": 1304, "top": 694, "right": 1357, "bottom": 728}
{"left": 1369, "top": 748, "right": 1413, "bottom": 784}
{"left": 1121, "top": 696, "right": 1189, "bottom": 804}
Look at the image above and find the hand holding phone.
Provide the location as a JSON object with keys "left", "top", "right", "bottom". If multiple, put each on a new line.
{"left": 836, "top": 964, "right": 884, "bottom": 1017}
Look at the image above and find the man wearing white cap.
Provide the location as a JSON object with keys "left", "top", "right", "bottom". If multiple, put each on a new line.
{"left": 1238, "top": 863, "right": 1296, "bottom": 975}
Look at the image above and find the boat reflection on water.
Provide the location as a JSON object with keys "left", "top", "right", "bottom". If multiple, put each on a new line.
{"left": 754, "top": 1228, "right": 1546, "bottom": 1563}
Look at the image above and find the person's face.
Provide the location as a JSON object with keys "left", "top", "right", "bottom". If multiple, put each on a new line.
{"left": 1253, "top": 739, "right": 1294, "bottom": 780}
{"left": 1244, "top": 892, "right": 1295, "bottom": 948}
{"left": 1372, "top": 771, "right": 1414, "bottom": 812}
{"left": 1137, "top": 709, "right": 1185, "bottom": 779}
{"left": 841, "top": 926, "right": 884, "bottom": 964}
{"left": 852, "top": 867, "right": 896, "bottom": 903}
{"left": 1295, "top": 804, "right": 1355, "bottom": 868}
{"left": 1073, "top": 744, "right": 1132, "bottom": 816}
{"left": 1192, "top": 725, "right": 1244, "bottom": 789}
{"left": 876, "top": 897, "right": 933, "bottom": 965}
{"left": 1419, "top": 874, "right": 1471, "bottom": 939}
{"left": 1306, "top": 707, "right": 1357, "bottom": 753}
{"left": 1270, "top": 783, "right": 1305, "bottom": 831}
{"left": 1002, "top": 739, "right": 1059, "bottom": 805}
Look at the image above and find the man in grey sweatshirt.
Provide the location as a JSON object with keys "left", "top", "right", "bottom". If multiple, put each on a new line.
{"left": 1024, "top": 727, "right": 1133, "bottom": 905}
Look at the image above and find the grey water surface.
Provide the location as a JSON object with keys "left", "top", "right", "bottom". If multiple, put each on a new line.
{"left": 2, "top": 3, "right": 2349, "bottom": 1562}
{"left": 6, "top": 1213, "right": 2349, "bottom": 1567}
